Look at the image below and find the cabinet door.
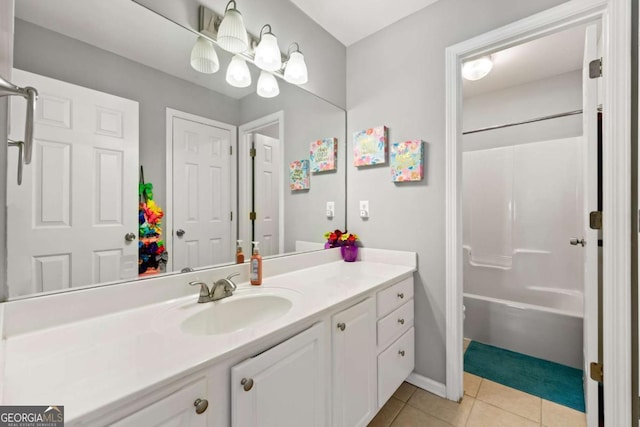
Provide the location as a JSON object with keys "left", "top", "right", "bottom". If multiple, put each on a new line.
{"left": 332, "top": 298, "right": 377, "bottom": 427}
{"left": 231, "top": 323, "right": 325, "bottom": 427}
{"left": 111, "top": 378, "right": 208, "bottom": 427}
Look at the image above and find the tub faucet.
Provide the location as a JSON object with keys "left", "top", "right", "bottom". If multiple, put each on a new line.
{"left": 189, "top": 273, "right": 239, "bottom": 303}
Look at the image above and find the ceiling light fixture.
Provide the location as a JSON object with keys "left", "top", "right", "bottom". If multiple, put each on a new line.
{"left": 216, "top": 0, "right": 249, "bottom": 54}
{"left": 254, "top": 25, "right": 282, "bottom": 72}
{"left": 462, "top": 56, "right": 493, "bottom": 81}
{"left": 257, "top": 70, "right": 279, "bottom": 98}
{"left": 226, "top": 55, "right": 252, "bottom": 88}
{"left": 284, "top": 43, "right": 308, "bottom": 85}
{"left": 190, "top": 36, "right": 220, "bottom": 74}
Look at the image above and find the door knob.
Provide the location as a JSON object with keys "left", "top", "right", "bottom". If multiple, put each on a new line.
{"left": 569, "top": 238, "right": 586, "bottom": 247}
{"left": 176, "top": 229, "right": 186, "bottom": 237}
{"left": 125, "top": 232, "right": 136, "bottom": 242}
{"left": 193, "top": 398, "right": 208, "bottom": 414}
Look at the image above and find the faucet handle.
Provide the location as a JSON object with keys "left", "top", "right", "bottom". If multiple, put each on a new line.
{"left": 226, "top": 272, "right": 240, "bottom": 280}
{"left": 225, "top": 272, "right": 239, "bottom": 291}
{"left": 189, "top": 281, "right": 211, "bottom": 303}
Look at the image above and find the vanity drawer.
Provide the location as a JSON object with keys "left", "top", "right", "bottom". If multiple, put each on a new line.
{"left": 377, "top": 276, "right": 413, "bottom": 317}
{"left": 377, "top": 327, "right": 415, "bottom": 408}
{"left": 377, "top": 299, "right": 413, "bottom": 350}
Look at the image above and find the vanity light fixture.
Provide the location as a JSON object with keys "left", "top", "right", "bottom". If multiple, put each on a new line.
{"left": 462, "top": 56, "right": 493, "bottom": 81}
{"left": 257, "top": 70, "right": 279, "bottom": 98}
{"left": 284, "top": 43, "right": 308, "bottom": 85}
{"left": 216, "top": 0, "right": 249, "bottom": 54}
{"left": 190, "top": 36, "right": 220, "bottom": 74}
{"left": 254, "top": 25, "right": 282, "bottom": 72}
{"left": 226, "top": 55, "right": 252, "bottom": 88}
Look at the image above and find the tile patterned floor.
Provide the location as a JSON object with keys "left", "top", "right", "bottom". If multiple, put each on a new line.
{"left": 368, "top": 339, "right": 586, "bottom": 427}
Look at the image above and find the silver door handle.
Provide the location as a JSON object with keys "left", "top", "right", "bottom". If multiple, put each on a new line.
{"left": 176, "top": 229, "right": 186, "bottom": 237}
{"left": 125, "top": 232, "right": 136, "bottom": 242}
{"left": 569, "top": 238, "right": 586, "bottom": 247}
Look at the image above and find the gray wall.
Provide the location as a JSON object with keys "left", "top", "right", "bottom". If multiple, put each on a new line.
{"left": 346, "top": 0, "right": 569, "bottom": 384}
{"left": 463, "top": 70, "right": 582, "bottom": 151}
{"left": 14, "top": 19, "right": 242, "bottom": 211}
{"left": 240, "top": 83, "right": 346, "bottom": 252}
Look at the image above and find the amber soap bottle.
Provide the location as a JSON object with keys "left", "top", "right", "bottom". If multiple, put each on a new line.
{"left": 236, "top": 240, "right": 245, "bottom": 264}
{"left": 250, "top": 241, "right": 262, "bottom": 285}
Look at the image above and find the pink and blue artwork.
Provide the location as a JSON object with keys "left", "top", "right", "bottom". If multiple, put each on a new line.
{"left": 353, "top": 125, "right": 388, "bottom": 166}
{"left": 390, "top": 140, "right": 424, "bottom": 182}
{"left": 310, "top": 138, "right": 338, "bottom": 172}
{"left": 290, "top": 159, "right": 310, "bottom": 190}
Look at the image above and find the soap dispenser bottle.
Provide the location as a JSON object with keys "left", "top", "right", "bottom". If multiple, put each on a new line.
{"left": 250, "top": 241, "right": 262, "bottom": 286}
{"left": 236, "top": 240, "right": 245, "bottom": 264}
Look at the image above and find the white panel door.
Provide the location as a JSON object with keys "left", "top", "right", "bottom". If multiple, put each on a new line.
{"left": 172, "top": 117, "right": 233, "bottom": 271}
{"left": 253, "top": 134, "right": 280, "bottom": 256}
{"left": 332, "top": 298, "right": 377, "bottom": 427}
{"left": 7, "top": 69, "right": 138, "bottom": 297}
{"left": 582, "top": 24, "right": 599, "bottom": 427}
{"left": 231, "top": 323, "right": 325, "bottom": 427}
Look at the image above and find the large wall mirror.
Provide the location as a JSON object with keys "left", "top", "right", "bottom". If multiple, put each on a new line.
{"left": 6, "top": 0, "right": 346, "bottom": 300}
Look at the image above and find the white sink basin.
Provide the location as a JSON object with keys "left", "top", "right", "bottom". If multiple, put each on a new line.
{"left": 180, "top": 292, "right": 294, "bottom": 336}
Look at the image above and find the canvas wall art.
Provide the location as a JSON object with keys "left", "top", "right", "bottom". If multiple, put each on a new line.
{"left": 353, "top": 125, "right": 388, "bottom": 166}
{"left": 290, "top": 159, "right": 310, "bottom": 190}
{"left": 390, "top": 139, "right": 424, "bottom": 182}
{"left": 310, "top": 138, "right": 338, "bottom": 172}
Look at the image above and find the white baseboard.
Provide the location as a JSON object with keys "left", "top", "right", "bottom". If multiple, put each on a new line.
{"left": 406, "top": 372, "right": 447, "bottom": 399}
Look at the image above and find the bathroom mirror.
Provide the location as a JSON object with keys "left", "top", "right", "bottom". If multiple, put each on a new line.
{"left": 6, "top": 0, "right": 346, "bottom": 300}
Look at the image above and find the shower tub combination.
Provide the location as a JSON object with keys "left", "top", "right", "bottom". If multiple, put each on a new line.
{"left": 462, "top": 137, "right": 584, "bottom": 369}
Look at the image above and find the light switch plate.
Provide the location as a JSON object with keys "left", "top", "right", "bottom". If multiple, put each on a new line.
{"left": 326, "top": 201, "right": 335, "bottom": 218}
{"left": 360, "top": 200, "right": 369, "bottom": 219}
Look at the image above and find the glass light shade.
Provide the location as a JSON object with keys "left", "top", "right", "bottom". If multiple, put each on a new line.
{"left": 226, "top": 55, "right": 251, "bottom": 88}
{"left": 254, "top": 33, "right": 282, "bottom": 72}
{"left": 257, "top": 71, "right": 279, "bottom": 98}
{"left": 190, "top": 36, "right": 220, "bottom": 74}
{"left": 462, "top": 56, "right": 493, "bottom": 81}
{"left": 284, "top": 51, "right": 308, "bottom": 84}
{"left": 217, "top": 7, "right": 249, "bottom": 53}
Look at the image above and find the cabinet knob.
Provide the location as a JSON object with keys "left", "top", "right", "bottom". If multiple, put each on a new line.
{"left": 397, "top": 292, "right": 404, "bottom": 299}
{"left": 398, "top": 350, "right": 406, "bottom": 357}
{"left": 194, "top": 398, "right": 208, "bottom": 414}
{"left": 241, "top": 377, "right": 254, "bottom": 391}
{"left": 337, "top": 322, "right": 346, "bottom": 331}
{"left": 398, "top": 318, "right": 405, "bottom": 325}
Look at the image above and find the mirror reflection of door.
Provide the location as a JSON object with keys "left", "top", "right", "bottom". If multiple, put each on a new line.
{"left": 253, "top": 131, "right": 281, "bottom": 257}
{"left": 7, "top": 69, "right": 139, "bottom": 298}
{"left": 168, "top": 109, "right": 236, "bottom": 272}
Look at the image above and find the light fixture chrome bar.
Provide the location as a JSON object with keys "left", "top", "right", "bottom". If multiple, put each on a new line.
{"left": 462, "top": 109, "right": 583, "bottom": 135}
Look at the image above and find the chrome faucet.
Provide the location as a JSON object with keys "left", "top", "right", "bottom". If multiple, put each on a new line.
{"left": 189, "top": 273, "right": 240, "bottom": 303}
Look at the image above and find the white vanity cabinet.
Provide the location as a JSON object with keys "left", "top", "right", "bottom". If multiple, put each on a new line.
{"left": 230, "top": 322, "right": 326, "bottom": 427}
{"left": 331, "top": 298, "right": 377, "bottom": 427}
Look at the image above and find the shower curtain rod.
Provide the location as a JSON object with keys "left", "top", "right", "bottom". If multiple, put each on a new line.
{"left": 462, "top": 109, "right": 583, "bottom": 135}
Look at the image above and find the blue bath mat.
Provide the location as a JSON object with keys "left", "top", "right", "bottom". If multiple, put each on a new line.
{"left": 464, "top": 341, "right": 585, "bottom": 412}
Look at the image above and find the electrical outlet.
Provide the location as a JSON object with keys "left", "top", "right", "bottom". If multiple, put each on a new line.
{"left": 359, "top": 200, "right": 369, "bottom": 219}
{"left": 326, "top": 201, "right": 335, "bottom": 218}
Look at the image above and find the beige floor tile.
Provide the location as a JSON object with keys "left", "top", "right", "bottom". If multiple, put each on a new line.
{"left": 407, "top": 389, "right": 473, "bottom": 426}
{"left": 467, "top": 400, "right": 539, "bottom": 427}
{"left": 541, "top": 400, "right": 586, "bottom": 427}
{"left": 393, "top": 382, "right": 418, "bottom": 402}
{"left": 368, "top": 397, "right": 405, "bottom": 427}
{"left": 476, "top": 379, "right": 541, "bottom": 422}
{"left": 464, "top": 338, "right": 471, "bottom": 353}
{"left": 390, "top": 404, "right": 452, "bottom": 427}
{"left": 464, "top": 372, "right": 482, "bottom": 397}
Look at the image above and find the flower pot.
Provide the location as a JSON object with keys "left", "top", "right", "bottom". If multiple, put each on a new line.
{"left": 341, "top": 245, "right": 358, "bottom": 262}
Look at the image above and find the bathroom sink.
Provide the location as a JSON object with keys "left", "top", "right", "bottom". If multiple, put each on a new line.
{"left": 180, "top": 292, "right": 294, "bottom": 336}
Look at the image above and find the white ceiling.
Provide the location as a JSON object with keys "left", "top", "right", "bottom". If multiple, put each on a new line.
{"left": 463, "top": 24, "right": 588, "bottom": 98}
{"left": 289, "top": 0, "right": 440, "bottom": 46}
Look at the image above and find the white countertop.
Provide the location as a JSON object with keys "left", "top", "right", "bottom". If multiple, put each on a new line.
{"left": 0, "top": 251, "right": 415, "bottom": 423}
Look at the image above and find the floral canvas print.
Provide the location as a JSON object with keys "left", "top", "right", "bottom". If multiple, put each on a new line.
{"left": 353, "top": 125, "right": 388, "bottom": 166}
{"left": 390, "top": 140, "right": 424, "bottom": 182}
{"left": 310, "top": 138, "right": 338, "bottom": 172}
{"left": 290, "top": 159, "right": 310, "bottom": 190}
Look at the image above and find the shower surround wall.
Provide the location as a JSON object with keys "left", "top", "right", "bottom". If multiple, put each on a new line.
{"left": 462, "top": 137, "right": 584, "bottom": 368}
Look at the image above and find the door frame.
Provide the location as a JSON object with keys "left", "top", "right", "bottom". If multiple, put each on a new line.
{"left": 238, "top": 111, "right": 285, "bottom": 254}
{"left": 165, "top": 108, "right": 237, "bottom": 273}
{"left": 444, "top": 0, "right": 632, "bottom": 425}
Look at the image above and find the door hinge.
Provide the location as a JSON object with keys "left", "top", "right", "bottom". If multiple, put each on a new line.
{"left": 249, "top": 211, "right": 256, "bottom": 221}
{"left": 249, "top": 148, "right": 256, "bottom": 158}
{"left": 589, "top": 211, "right": 602, "bottom": 230}
{"left": 230, "top": 145, "right": 233, "bottom": 155}
{"left": 589, "top": 58, "right": 602, "bottom": 78}
{"left": 590, "top": 361, "right": 603, "bottom": 382}
{"left": 230, "top": 211, "right": 233, "bottom": 221}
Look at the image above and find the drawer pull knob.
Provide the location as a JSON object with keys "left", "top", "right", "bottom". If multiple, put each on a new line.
{"left": 337, "top": 322, "right": 346, "bottom": 331}
{"left": 194, "top": 398, "right": 209, "bottom": 414}
{"left": 398, "top": 318, "right": 405, "bottom": 325}
{"left": 397, "top": 292, "right": 404, "bottom": 299}
{"left": 398, "top": 350, "right": 406, "bottom": 357}
{"left": 241, "top": 378, "right": 254, "bottom": 391}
